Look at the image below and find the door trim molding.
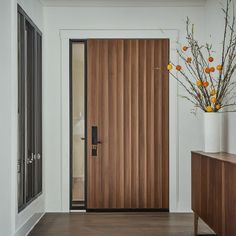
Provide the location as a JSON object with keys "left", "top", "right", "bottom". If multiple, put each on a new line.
{"left": 86, "top": 208, "right": 169, "bottom": 212}
{"left": 41, "top": 0, "right": 207, "bottom": 7}
{"left": 60, "top": 29, "right": 180, "bottom": 212}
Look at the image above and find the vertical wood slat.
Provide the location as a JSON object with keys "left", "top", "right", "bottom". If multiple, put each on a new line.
{"left": 146, "top": 40, "right": 155, "bottom": 208}
{"left": 138, "top": 40, "right": 147, "bottom": 208}
{"left": 124, "top": 40, "right": 132, "bottom": 208}
{"left": 117, "top": 40, "right": 125, "bottom": 208}
{"left": 87, "top": 39, "right": 169, "bottom": 209}
{"left": 100, "top": 40, "right": 109, "bottom": 208}
{"left": 131, "top": 40, "right": 139, "bottom": 208}
{"left": 87, "top": 40, "right": 92, "bottom": 207}
{"left": 162, "top": 40, "right": 169, "bottom": 208}
{"left": 155, "top": 40, "right": 163, "bottom": 208}
{"left": 94, "top": 40, "right": 101, "bottom": 208}
{"left": 108, "top": 40, "right": 118, "bottom": 207}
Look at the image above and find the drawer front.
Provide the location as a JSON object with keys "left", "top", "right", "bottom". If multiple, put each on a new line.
{"left": 207, "top": 158, "right": 223, "bottom": 235}
{"left": 192, "top": 153, "right": 223, "bottom": 235}
{"left": 191, "top": 153, "right": 202, "bottom": 215}
{"left": 224, "top": 163, "right": 236, "bottom": 236}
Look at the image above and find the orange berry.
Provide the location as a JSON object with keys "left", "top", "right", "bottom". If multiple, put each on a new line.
{"left": 203, "top": 81, "right": 209, "bottom": 87}
{"left": 210, "top": 89, "right": 217, "bottom": 96}
{"left": 167, "top": 64, "right": 173, "bottom": 71}
{"left": 208, "top": 57, "right": 214, "bottom": 62}
{"left": 216, "top": 64, "right": 223, "bottom": 71}
{"left": 210, "top": 67, "right": 215, "bottom": 73}
{"left": 186, "top": 57, "right": 192, "bottom": 63}
{"left": 182, "top": 46, "right": 188, "bottom": 51}
{"left": 211, "top": 97, "right": 217, "bottom": 104}
{"left": 176, "top": 65, "right": 182, "bottom": 71}
{"left": 216, "top": 104, "right": 221, "bottom": 110}
{"left": 206, "top": 106, "right": 213, "bottom": 112}
{"left": 205, "top": 67, "right": 211, "bottom": 74}
{"left": 196, "top": 80, "right": 202, "bottom": 87}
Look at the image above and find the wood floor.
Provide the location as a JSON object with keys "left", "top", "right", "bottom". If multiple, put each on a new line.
{"left": 29, "top": 213, "right": 215, "bottom": 236}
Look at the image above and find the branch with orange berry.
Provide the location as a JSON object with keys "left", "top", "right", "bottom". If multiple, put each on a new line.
{"left": 167, "top": 0, "right": 236, "bottom": 113}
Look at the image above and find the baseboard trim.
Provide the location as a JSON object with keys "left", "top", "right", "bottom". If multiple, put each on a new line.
{"left": 86, "top": 208, "right": 169, "bottom": 213}
{"left": 15, "top": 212, "right": 45, "bottom": 236}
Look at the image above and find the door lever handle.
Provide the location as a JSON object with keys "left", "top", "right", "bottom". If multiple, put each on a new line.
{"left": 92, "top": 126, "right": 102, "bottom": 156}
{"left": 92, "top": 126, "right": 98, "bottom": 145}
{"left": 27, "top": 153, "right": 34, "bottom": 164}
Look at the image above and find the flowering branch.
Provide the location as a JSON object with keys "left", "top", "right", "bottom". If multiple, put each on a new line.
{"left": 167, "top": 0, "right": 236, "bottom": 113}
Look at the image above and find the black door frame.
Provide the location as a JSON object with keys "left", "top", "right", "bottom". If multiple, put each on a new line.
{"left": 69, "top": 39, "right": 169, "bottom": 212}
{"left": 69, "top": 39, "right": 87, "bottom": 210}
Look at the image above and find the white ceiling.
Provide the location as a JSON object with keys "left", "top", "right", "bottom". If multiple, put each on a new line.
{"left": 40, "top": 0, "right": 207, "bottom": 7}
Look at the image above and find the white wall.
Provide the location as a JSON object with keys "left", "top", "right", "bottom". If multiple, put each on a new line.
{"left": 0, "top": 0, "right": 45, "bottom": 235}
{"left": 18, "top": 0, "right": 44, "bottom": 31}
{"left": 205, "top": 0, "right": 236, "bottom": 154}
{"left": 44, "top": 4, "right": 206, "bottom": 212}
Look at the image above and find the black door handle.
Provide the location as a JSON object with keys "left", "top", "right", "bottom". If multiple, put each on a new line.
{"left": 92, "top": 126, "right": 97, "bottom": 145}
{"left": 92, "top": 126, "right": 102, "bottom": 145}
{"left": 92, "top": 126, "right": 101, "bottom": 156}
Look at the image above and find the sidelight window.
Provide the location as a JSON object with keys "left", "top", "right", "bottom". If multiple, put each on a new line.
{"left": 70, "top": 41, "right": 86, "bottom": 209}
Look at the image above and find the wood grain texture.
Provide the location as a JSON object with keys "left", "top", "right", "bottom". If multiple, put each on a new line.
{"left": 224, "top": 162, "right": 236, "bottom": 236}
{"left": 193, "top": 151, "right": 236, "bottom": 164}
{"left": 87, "top": 39, "right": 169, "bottom": 209}
{"left": 29, "top": 213, "right": 214, "bottom": 236}
{"left": 207, "top": 158, "right": 222, "bottom": 235}
{"left": 192, "top": 151, "right": 236, "bottom": 236}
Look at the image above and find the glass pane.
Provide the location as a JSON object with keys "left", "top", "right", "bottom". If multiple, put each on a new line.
{"left": 72, "top": 42, "right": 85, "bottom": 208}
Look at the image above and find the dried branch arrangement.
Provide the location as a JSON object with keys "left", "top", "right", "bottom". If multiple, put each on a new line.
{"left": 168, "top": 0, "right": 236, "bottom": 112}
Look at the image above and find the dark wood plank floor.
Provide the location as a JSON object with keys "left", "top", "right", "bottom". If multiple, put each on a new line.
{"left": 29, "top": 213, "right": 215, "bottom": 236}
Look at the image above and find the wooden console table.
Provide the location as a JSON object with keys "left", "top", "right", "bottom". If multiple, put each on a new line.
{"left": 192, "top": 151, "right": 236, "bottom": 236}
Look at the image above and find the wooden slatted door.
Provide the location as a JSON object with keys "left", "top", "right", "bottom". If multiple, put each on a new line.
{"left": 87, "top": 39, "right": 169, "bottom": 209}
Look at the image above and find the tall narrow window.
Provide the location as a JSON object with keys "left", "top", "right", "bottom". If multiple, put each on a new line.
{"left": 18, "top": 5, "right": 42, "bottom": 212}
{"left": 70, "top": 41, "right": 85, "bottom": 209}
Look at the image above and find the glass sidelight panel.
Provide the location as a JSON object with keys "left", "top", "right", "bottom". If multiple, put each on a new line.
{"left": 71, "top": 42, "right": 85, "bottom": 209}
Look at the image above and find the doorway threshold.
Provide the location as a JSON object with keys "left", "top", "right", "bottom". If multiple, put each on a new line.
{"left": 70, "top": 209, "right": 86, "bottom": 213}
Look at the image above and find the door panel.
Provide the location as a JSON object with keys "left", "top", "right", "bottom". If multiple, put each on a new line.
{"left": 87, "top": 39, "right": 169, "bottom": 209}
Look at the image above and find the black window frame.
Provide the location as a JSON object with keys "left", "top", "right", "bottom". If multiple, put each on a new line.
{"left": 17, "top": 4, "right": 43, "bottom": 212}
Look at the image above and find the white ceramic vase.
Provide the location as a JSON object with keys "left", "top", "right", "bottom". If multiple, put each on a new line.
{"left": 203, "top": 112, "right": 221, "bottom": 153}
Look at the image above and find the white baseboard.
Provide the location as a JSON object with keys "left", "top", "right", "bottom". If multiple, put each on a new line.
{"left": 15, "top": 212, "right": 45, "bottom": 236}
